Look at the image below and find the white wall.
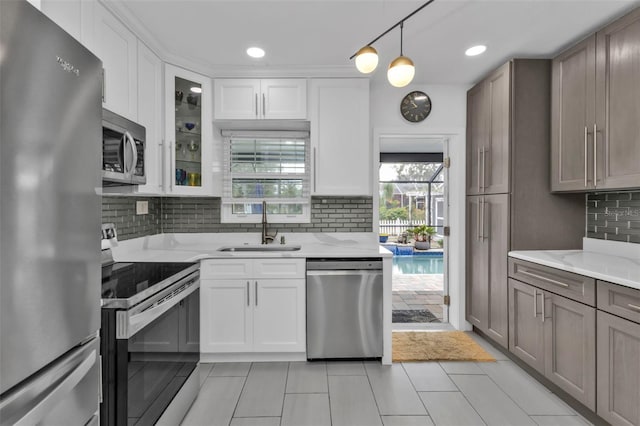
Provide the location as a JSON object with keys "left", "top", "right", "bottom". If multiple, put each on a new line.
{"left": 370, "top": 81, "right": 471, "bottom": 331}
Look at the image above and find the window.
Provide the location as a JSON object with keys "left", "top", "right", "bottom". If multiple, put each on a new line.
{"left": 222, "top": 132, "right": 310, "bottom": 223}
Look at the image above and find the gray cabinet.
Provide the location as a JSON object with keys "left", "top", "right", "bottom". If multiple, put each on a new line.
{"left": 544, "top": 291, "right": 596, "bottom": 410}
{"left": 595, "top": 7, "right": 640, "bottom": 190}
{"left": 550, "top": 35, "right": 596, "bottom": 191}
{"left": 466, "top": 62, "right": 510, "bottom": 196}
{"left": 597, "top": 310, "right": 640, "bottom": 426}
{"left": 552, "top": 7, "right": 640, "bottom": 191}
{"left": 508, "top": 278, "right": 544, "bottom": 372}
{"left": 466, "top": 59, "right": 585, "bottom": 350}
{"left": 507, "top": 276, "right": 596, "bottom": 410}
{"left": 129, "top": 291, "right": 199, "bottom": 353}
{"left": 466, "top": 194, "right": 509, "bottom": 348}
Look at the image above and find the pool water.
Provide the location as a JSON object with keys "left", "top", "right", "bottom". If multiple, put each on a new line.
{"left": 393, "top": 256, "right": 444, "bottom": 275}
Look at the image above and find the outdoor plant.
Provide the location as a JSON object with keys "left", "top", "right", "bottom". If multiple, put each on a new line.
{"left": 407, "top": 225, "right": 436, "bottom": 242}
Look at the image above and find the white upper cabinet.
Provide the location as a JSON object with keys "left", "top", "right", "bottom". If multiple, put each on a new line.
{"left": 136, "top": 41, "right": 164, "bottom": 194}
{"left": 81, "top": 1, "right": 138, "bottom": 120}
{"left": 309, "top": 79, "right": 371, "bottom": 196}
{"left": 165, "top": 64, "right": 214, "bottom": 196}
{"left": 214, "top": 79, "right": 307, "bottom": 120}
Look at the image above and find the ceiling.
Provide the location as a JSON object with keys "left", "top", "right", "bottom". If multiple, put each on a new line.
{"left": 112, "top": 0, "right": 640, "bottom": 85}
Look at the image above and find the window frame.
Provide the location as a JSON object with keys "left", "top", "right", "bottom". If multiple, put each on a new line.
{"left": 221, "top": 131, "right": 311, "bottom": 223}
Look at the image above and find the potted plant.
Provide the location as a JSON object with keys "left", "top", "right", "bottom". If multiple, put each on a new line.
{"left": 379, "top": 233, "right": 389, "bottom": 243}
{"left": 408, "top": 225, "right": 436, "bottom": 250}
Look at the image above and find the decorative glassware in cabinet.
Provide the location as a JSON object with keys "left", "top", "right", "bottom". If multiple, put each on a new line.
{"left": 174, "top": 77, "right": 202, "bottom": 186}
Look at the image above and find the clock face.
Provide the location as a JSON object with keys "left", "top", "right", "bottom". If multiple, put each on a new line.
{"left": 400, "top": 91, "right": 432, "bottom": 123}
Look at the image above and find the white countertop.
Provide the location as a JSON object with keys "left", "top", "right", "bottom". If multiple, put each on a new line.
{"left": 110, "top": 232, "right": 392, "bottom": 263}
{"left": 509, "top": 238, "right": 640, "bottom": 290}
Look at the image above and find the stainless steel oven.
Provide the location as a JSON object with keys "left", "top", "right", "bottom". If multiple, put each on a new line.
{"left": 100, "top": 226, "right": 199, "bottom": 426}
{"left": 102, "top": 109, "right": 146, "bottom": 186}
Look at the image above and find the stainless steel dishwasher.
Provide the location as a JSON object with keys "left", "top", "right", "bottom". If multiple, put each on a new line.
{"left": 306, "top": 259, "right": 383, "bottom": 359}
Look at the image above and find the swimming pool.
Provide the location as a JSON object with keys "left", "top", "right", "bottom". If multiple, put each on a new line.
{"left": 393, "top": 255, "right": 443, "bottom": 275}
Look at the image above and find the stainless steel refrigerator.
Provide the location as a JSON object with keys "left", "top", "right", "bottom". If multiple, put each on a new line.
{"left": 0, "top": 1, "right": 103, "bottom": 424}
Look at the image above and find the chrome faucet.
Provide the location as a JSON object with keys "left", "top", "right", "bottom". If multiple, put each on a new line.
{"left": 261, "top": 200, "right": 278, "bottom": 244}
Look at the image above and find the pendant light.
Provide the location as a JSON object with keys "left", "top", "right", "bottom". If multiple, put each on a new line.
{"left": 355, "top": 46, "right": 379, "bottom": 74}
{"left": 387, "top": 22, "right": 415, "bottom": 87}
{"left": 350, "top": 0, "right": 434, "bottom": 87}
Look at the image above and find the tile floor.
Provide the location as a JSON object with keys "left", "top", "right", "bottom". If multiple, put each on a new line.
{"left": 181, "top": 332, "right": 593, "bottom": 426}
{"left": 393, "top": 274, "right": 444, "bottom": 321}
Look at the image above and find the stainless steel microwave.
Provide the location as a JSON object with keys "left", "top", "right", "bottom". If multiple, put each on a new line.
{"left": 102, "top": 109, "right": 146, "bottom": 186}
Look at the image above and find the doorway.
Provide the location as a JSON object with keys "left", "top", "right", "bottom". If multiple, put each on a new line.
{"left": 377, "top": 136, "right": 450, "bottom": 329}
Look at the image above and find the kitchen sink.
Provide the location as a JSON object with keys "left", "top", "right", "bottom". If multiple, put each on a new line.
{"left": 217, "top": 245, "right": 302, "bottom": 252}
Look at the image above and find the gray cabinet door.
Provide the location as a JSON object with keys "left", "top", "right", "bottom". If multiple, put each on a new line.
{"left": 466, "top": 62, "right": 511, "bottom": 195}
{"left": 466, "top": 194, "right": 509, "bottom": 348}
{"left": 466, "top": 82, "right": 486, "bottom": 195}
{"left": 597, "top": 311, "right": 640, "bottom": 426}
{"left": 466, "top": 196, "right": 487, "bottom": 328}
{"left": 544, "top": 292, "right": 596, "bottom": 411}
{"left": 485, "top": 194, "right": 509, "bottom": 347}
{"left": 484, "top": 63, "right": 511, "bottom": 195}
{"left": 595, "top": 8, "right": 640, "bottom": 190}
{"left": 508, "top": 279, "right": 544, "bottom": 372}
{"left": 551, "top": 35, "right": 596, "bottom": 191}
{"left": 179, "top": 291, "right": 200, "bottom": 353}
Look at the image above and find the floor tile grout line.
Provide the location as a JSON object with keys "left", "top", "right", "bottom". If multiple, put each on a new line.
{"left": 400, "top": 362, "right": 432, "bottom": 416}
{"left": 229, "top": 362, "right": 252, "bottom": 423}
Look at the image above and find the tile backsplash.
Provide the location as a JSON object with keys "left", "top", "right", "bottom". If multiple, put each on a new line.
{"left": 103, "top": 196, "right": 373, "bottom": 240}
{"left": 102, "top": 196, "right": 161, "bottom": 240}
{"left": 586, "top": 191, "right": 640, "bottom": 244}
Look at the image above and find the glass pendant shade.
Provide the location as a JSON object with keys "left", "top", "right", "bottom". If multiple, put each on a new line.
{"left": 387, "top": 55, "right": 415, "bottom": 87}
{"left": 355, "top": 46, "right": 379, "bottom": 74}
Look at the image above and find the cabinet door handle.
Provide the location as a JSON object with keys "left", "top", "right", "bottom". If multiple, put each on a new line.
{"left": 262, "top": 93, "right": 266, "bottom": 118}
{"left": 628, "top": 303, "right": 640, "bottom": 313}
{"left": 255, "top": 93, "right": 258, "bottom": 117}
{"left": 255, "top": 281, "right": 258, "bottom": 306}
{"left": 519, "top": 269, "right": 570, "bottom": 288}
{"left": 541, "top": 291, "right": 545, "bottom": 323}
{"left": 477, "top": 199, "right": 482, "bottom": 241}
{"left": 313, "top": 147, "right": 317, "bottom": 193}
{"left": 593, "top": 123, "right": 598, "bottom": 188}
{"left": 481, "top": 197, "right": 486, "bottom": 241}
{"left": 584, "top": 126, "right": 588, "bottom": 187}
{"left": 533, "top": 289, "right": 538, "bottom": 318}
{"left": 169, "top": 140, "right": 174, "bottom": 191}
{"left": 247, "top": 281, "right": 250, "bottom": 306}
{"left": 481, "top": 148, "right": 487, "bottom": 191}
{"left": 101, "top": 68, "right": 106, "bottom": 103}
{"left": 477, "top": 147, "right": 482, "bottom": 192}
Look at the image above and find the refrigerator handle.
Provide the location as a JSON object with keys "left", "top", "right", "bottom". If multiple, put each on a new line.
{"left": 1, "top": 348, "right": 96, "bottom": 426}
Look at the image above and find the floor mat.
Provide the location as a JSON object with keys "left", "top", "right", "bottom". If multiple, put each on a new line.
{"left": 392, "top": 309, "right": 440, "bottom": 323}
{"left": 392, "top": 331, "right": 496, "bottom": 362}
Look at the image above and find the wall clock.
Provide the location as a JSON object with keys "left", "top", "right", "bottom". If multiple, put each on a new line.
{"left": 400, "top": 91, "right": 432, "bottom": 123}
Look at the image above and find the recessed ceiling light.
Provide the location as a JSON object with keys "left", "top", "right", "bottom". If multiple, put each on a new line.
{"left": 465, "top": 45, "right": 487, "bottom": 57}
{"left": 247, "top": 47, "right": 265, "bottom": 58}
{"left": 190, "top": 87, "right": 202, "bottom": 93}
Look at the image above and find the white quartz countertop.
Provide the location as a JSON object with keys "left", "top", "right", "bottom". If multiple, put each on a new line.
{"left": 509, "top": 239, "right": 640, "bottom": 290}
{"left": 110, "top": 232, "right": 392, "bottom": 263}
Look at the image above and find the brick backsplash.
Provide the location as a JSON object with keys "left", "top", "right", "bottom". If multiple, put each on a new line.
{"left": 103, "top": 196, "right": 372, "bottom": 240}
{"left": 101, "top": 196, "right": 161, "bottom": 240}
{"left": 586, "top": 191, "right": 640, "bottom": 244}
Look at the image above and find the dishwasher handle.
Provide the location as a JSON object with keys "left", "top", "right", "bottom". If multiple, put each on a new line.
{"left": 306, "top": 270, "right": 382, "bottom": 276}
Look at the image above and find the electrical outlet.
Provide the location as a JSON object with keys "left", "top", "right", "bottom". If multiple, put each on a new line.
{"left": 136, "top": 201, "right": 148, "bottom": 215}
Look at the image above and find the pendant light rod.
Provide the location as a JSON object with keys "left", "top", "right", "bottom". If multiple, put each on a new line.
{"left": 349, "top": 0, "right": 436, "bottom": 60}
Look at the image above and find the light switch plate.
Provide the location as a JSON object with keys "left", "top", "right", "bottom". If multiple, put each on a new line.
{"left": 136, "top": 200, "right": 148, "bottom": 215}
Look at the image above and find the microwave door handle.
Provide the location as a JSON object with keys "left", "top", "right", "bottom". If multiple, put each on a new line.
{"left": 123, "top": 131, "right": 135, "bottom": 177}
{"left": 129, "top": 134, "right": 138, "bottom": 177}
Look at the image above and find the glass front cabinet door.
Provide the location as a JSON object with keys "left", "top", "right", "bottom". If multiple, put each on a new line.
{"left": 165, "top": 64, "right": 212, "bottom": 195}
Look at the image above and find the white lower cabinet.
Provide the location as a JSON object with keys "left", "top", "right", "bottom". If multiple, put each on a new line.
{"left": 200, "top": 258, "right": 305, "bottom": 355}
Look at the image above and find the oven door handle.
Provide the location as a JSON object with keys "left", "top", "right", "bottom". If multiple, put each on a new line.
{"left": 116, "top": 276, "right": 199, "bottom": 339}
